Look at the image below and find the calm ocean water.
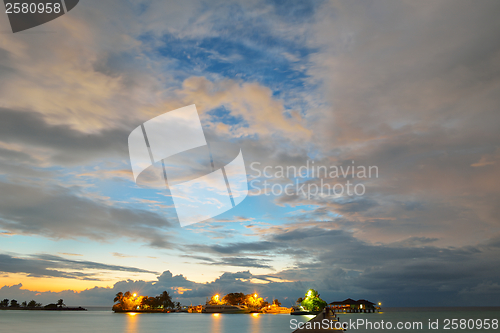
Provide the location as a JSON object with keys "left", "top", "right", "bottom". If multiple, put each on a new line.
{"left": 338, "top": 307, "right": 500, "bottom": 333}
{"left": 0, "top": 307, "right": 498, "bottom": 332}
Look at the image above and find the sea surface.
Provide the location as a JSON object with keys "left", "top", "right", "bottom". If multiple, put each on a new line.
{"left": 338, "top": 307, "right": 500, "bottom": 333}
{"left": 0, "top": 307, "right": 499, "bottom": 332}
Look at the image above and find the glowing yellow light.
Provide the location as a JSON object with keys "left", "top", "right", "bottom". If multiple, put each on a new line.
{"left": 133, "top": 293, "right": 137, "bottom": 297}
{"left": 307, "top": 290, "right": 313, "bottom": 297}
{"left": 378, "top": 302, "right": 382, "bottom": 306}
{"left": 214, "top": 294, "right": 219, "bottom": 300}
{"left": 127, "top": 312, "right": 138, "bottom": 316}
{"left": 254, "top": 293, "right": 257, "bottom": 298}
{"left": 252, "top": 313, "right": 259, "bottom": 317}
{"left": 213, "top": 313, "right": 220, "bottom": 317}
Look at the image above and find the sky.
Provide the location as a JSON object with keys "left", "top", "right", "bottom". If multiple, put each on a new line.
{"left": 1, "top": 0, "right": 500, "bottom": 307}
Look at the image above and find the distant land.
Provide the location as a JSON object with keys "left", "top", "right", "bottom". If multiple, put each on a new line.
{"left": 0, "top": 299, "right": 86, "bottom": 311}
{"left": 0, "top": 307, "right": 86, "bottom": 311}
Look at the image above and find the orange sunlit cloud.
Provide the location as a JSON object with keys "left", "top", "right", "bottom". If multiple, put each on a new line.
{"left": 0, "top": 274, "right": 114, "bottom": 293}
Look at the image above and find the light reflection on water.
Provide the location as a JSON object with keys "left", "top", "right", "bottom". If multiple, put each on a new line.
{"left": 126, "top": 312, "right": 138, "bottom": 333}
{"left": 211, "top": 313, "right": 221, "bottom": 333}
{"left": 2, "top": 308, "right": 500, "bottom": 333}
{"left": 251, "top": 313, "right": 261, "bottom": 333}
{"left": 0, "top": 310, "right": 310, "bottom": 333}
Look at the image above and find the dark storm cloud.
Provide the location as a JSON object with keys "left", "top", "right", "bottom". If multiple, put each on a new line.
{"left": 267, "top": 225, "right": 500, "bottom": 305}
{"left": 184, "top": 218, "right": 499, "bottom": 302}
{"left": 2, "top": 222, "right": 500, "bottom": 306}
{"left": 186, "top": 255, "right": 273, "bottom": 269}
{"left": 291, "top": 0, "right": 500, "bottom": 247}
{"left": 32, "top": 254, "right": 159, "bottom": 274}
{"left": 0, "top": 181, "right": 174, "bottom": 248}
{"left": 192, "top": 241, "right": 281, "bottom": 254}
{"left": 213, "top": 257, "right": 272, "bottom": 269}
{"left": 388, "top": 236, "right": 439, "bottom": 248}
{"left": 177, "top": 220, "right": 500, "bottom": 305}
{"left": 0, "top": 107, "right": 130, "bottom": 164}
{"left": 0, "top": 147, "right": 34, "bottom": 163}
{"left": 0, "top": 253, "right": 157, "bottom": 280}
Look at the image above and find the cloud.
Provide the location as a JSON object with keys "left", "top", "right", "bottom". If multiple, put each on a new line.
{"left": 0, "top": 180, "right": 174, "bottom": 248}
{"left": 185, "top": 255, "right": 273, "bottom": 269}
{"left": 178, "top": 76, "right": 311, "bottom": 141}
{"left": 0, "top": 0, "right": 165, "bottom": 134}
{"left": 0, "top": 269, "right": 298, "bottom": 306}
{"left": 3, "top": 226, "right": 500, "bottom": 307}
{"left": 0, "top": 107, "right": 129, "bottom": 165}
{"left": 229, "top": 0, "right": 499, "bottom": 250}
{"left": 111, "top": 253, "right": 136, "bottom": 258}
{"left": 193, "top": 241, "right": 281, "bottom": 255}
{"left": 471, "top": 149, "right": 500, "bottom": 167}
{"left": 58, "top": 253, "right": 83, "bottom": 257}
{"left": 388, "top": 237, "right": 439, "bottom": 248}
{"left": 0, "top": 0, "right": 500, "bottom": 309}
{"left": 0, "top": 253, "right": 157, "bottom": 281}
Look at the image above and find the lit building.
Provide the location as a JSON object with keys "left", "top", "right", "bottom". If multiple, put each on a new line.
{"left": 328, "top": 298, "right": 379, "bottom": 313}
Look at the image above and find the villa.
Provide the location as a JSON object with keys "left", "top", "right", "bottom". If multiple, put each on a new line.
{"left": 329, "top": 298, "right": 379, "bottom": 313}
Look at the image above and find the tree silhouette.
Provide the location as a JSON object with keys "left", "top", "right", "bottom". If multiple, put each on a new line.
{"left": 112, "top": 290, "right": 180, "bottom": 312}
{"left": 1, "top": 299, "right": 9, "bottom": 307}
{"left": 114, "top": 292, "right": 123, "bottom": 304}
{"left": 56, "top": 299, "right": 65, "bottom": 308}
{"left": 158, "top": 291, "right": 173, "bottom": 309}
{"left": 10, "top": 300, "right": 19, "bottom": 308}
{"left": 140, "top": 296, "right": 154, "bottom": 309}
{"left": 27, "top": 300, "right": 41, "bottom": 308}
{"left": 222, "top": 292, "right": 246, "bottom": 305}
{"left": 112, "top": 292, "right": 125, "bottom": 311}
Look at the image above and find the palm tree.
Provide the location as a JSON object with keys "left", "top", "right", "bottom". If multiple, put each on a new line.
{"left": 27, "top": 300, "right": 38, "bottom": 308}
{"left": 114, "top": 292, "right": 124, "bottom": 304}
{"left": 56, "top": 299, "right": 65, "bottom": 308}
{"left": 159, "top": 291, "right": 173, "bottom": 309}
{"left": 113, "top": 292, "right": 125, "bottom": 310}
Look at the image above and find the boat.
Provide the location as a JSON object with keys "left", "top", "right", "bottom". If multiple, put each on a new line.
{"left": 202, "top": 304, "right": 250, "bottom": 313}
{"left": 261, "top": 304, "right": 292, "bottom": 314}
{"left": 290, "top": 306, "right": 320, "bottom": 315}
{"left": 290, "top": 310, "right": 320, "bottom": 315}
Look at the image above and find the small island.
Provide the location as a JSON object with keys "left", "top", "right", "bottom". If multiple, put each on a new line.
{"left": 0, "top": 298, "right": 86, "bottom": 311}
{"left": 111, "top": 289, "right": 339, "bottom": 314}
{"left": 113, "top": 291, "right": 182, "bottom": 313}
